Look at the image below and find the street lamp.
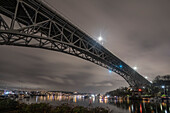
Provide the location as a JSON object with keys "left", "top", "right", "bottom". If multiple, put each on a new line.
{"left": 161, "top": 85, "right": 165, "bottom": 89}
{"left": 145, "top": 76, "right": 148, "bottom": 79}
{"left": 161, "top": 85, "right": 165, "bottom": 95}
{"left": 98, "top": 36, "right": 103, "bottom": 42}
{"left": 133, "top": 66, "right": 137, "bottom": 70}
{"left": 109, "top": 70, "right": 112, "bottom": 73}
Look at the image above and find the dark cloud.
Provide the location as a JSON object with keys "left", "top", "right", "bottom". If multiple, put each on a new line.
{"left": 0, "top": 0, "right": 170, "bottom": 93}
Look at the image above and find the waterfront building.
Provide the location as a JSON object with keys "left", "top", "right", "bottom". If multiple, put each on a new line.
{"left": 0, "top": 90, "right": 4, "bottom": 95}
{"left": 153, "top": 75, "right": 170, "bottom": 96}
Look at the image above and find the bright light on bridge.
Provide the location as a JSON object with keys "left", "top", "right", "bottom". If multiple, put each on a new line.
{"left": 119, "top": 65, "right": 123, "bottom": 68}
{"left": 109, "top": 70, "right": 112, "bottom": 73}
{"left": 133, "top": 66, "right": 137, "bottom": 70}
{"left": 98, "top": 36, "right": 103, "bottom": 41}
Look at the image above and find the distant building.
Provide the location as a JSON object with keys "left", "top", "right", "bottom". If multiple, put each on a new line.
{"left": 153, "top": 75, "right": 170, "bottom": 96}
{"left": 0, "top": 90, "right": 4, "bottom": 95}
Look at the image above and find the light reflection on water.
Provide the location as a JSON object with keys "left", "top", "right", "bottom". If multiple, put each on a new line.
{"left": 109, "top": 97, "right": 169, "bottom": 113}
{"left": 21, "top": 95, "right": 169, "bottom": 113}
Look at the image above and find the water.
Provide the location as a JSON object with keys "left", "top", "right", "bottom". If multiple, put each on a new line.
{"left": 20, "top": 95, "right": 169, "bottom": 113}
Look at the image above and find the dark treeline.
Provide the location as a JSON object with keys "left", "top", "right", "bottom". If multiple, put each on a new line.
{"left": 0, "top": 99, "right": 111, "bottom": 113}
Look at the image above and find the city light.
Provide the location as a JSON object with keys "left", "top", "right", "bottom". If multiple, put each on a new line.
{"left": 109, "top": 70, "right": 112, "bottom": 73}
{"left": 4, "top": 91, "right": 9, "bottom": 95}
{"left": 91, "top": 94, "right": 95, "bottom": 98}
{"left": 145, "top": 76, "right": 148, "bottom": 79}
{"left": 138, "top": 89, "right": 142, "bottom": 92}
{"left": 98, "top": 36, "right": 103, "bottom": 41}
{"left": 119, "top": 65, "right": 123, "bottom": 68}
{"left": 161, "top": 85, "right": 165, "bottom": 88}
{"left": 133, "top": 66, "right": 137, "bottom": 70}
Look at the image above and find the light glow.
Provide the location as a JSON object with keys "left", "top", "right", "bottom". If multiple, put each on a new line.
{"left": 133, "top": 66, "right": 137, "bottom": 70}
{"left": 98, "top": 36, "right": 103, "bottom": 41}
{"left": 109, "top": 70, "right": 112, "bottom": 73}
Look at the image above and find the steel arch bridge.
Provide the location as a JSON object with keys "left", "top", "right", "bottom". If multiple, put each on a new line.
{"left": 0, "top": 0, "right": 150, "bottom": 87}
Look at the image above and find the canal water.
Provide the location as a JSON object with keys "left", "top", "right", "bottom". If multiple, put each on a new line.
{"left": 20, "top": 95, "right": 169, "bottom": 113}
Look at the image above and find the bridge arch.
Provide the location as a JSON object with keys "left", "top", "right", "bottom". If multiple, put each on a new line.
{"left": 0, "top": 0, "right": 150, "bottom": 86}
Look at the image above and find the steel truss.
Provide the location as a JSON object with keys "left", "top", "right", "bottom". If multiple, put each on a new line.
{"left": 0, "top": 0, "right": 150, "bottom": 87}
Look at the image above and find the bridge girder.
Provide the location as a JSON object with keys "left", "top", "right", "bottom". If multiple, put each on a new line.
{"left": 0, "top": 0, "right": 150, "bottom": 87}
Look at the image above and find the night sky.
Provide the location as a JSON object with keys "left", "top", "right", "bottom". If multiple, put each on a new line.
{"left": 0, "top": 0, "right": 170, "bottom": 93}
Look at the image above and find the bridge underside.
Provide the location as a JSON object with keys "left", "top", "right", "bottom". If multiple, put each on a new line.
{"left": 0, "top": 0, "right": 150, "bottom": 87}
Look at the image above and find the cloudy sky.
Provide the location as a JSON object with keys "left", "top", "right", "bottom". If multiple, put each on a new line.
{"left": 0, "top": 0, "right": 170, "bottom": 93}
